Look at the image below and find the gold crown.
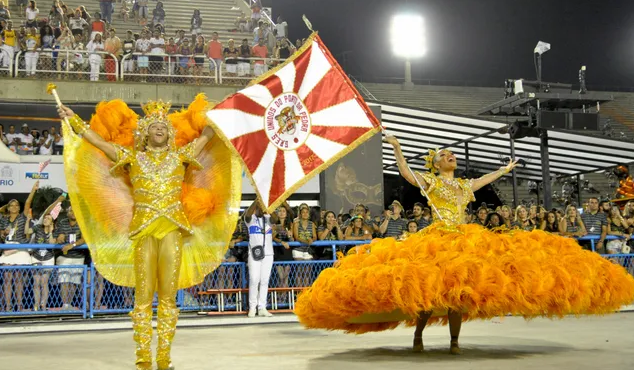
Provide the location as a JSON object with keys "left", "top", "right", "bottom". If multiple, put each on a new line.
{"left": 423, "top": 148, "right": 441, "bottom": 173}
{"left": 135, "top": 100, "right": 175, "bottom": 150}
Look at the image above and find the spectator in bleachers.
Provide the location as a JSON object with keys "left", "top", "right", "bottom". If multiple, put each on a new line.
{"left": 513, "top": 205, "right": 536, "bottom": 231}
{"left": 151, "top": 1, "right": 164, "bottom": 30}
{"left": 78, "top": 5, "right": 91, "bottom": 23}
{"left": 251, "top": 38, "right": 268, "bottom": 77}
{"left": 624, "top": 201, "right": 634, "bottom": 234}
{"left": 249, "top": 1, "right": 261, "bottom": 31}
{"left": 25, "top": 209, "right": 56, "bottom": 311}
{"left": 48, "top": 2, "right": 64, "bottom": 29}
{"left": 223, "top": 38, "right": 238, "bottom": 77}
{"left": 272, "top": 202, "right": 293, "bottom": 295}
{"left": 0, "top": 182, "right": 37, "bottom": 312}
{"left": 293, "top": 204, "right": 316, "bottom": 287}
{"left": 90, "top": 12, "right": 106, "bottom": 41}
{"left": 104, "top": 28, "right": 121, "bottom": 82}
{"left": 207, "top": 32, "right": 222, "bottom": 78}
{"left": 344, "top": 215, "right": 371, "bottom": 242}
{"left": 192, "top": 35, "right": 204, "bottom": 84}
{"left": 16, "top": 123, "right": 34, "bottom": 154}
{"left": 119, "top": 0, "right": 129, "bottom": 22}
{"left": 0, "top": 37, "right": 11, "bottom": 73}
{"left": 99, "top": 0, "right": 114, "bottom": 25}
{"left": 275, "top": 15, "right": 287, "bottom": 41}
{"left": 540, "top": 211, "right": 560, "bottom": 234}
{"left": 317, "top": 211, "right": 343, "bottom": 260}
{"left": 86, "top": 32, "right": 104, "bottom": 81}
{"left": 55, "top": 204, "right": 85, "bottom": 310}
{"left": 379, "top": 200, "right": 407, "bottom": 238}
{"left": 148, "top": 29, "right": 164, "bottom": 80}
{"left": 0, "top": 2, "right": 10, "bottom": 24}
{"left": 121, "top": 29, "right": 135, "bottom": 74}
{"left": 16, "top": 25, "right": 27, "bottom": 52}
{"left": 497, "top": 205, "right": 512, "bottom": 229}
{"left": 581, "top": 197, "right": 607, "bottom": 253}
{"left": 244, "top": 200, "right": 274, "bottom": 318}
{"left": 190, "top": 9, "right": 202, "bottom": 37}
{"left": 472, "top": 205, "right": 488, "bottom": 226}
{"left": 177, "top": 37, "right": 191, "bottom": 79}
{"left": 137, "top": 0, "right": 148, "bottom": 25}
{"left": 237, "top": 38, "right": 251, "bottom": 77}
{"left": 410, "top": 202, "right": 429, "bottom": 231}
{"left": 5, "top": 124, "right": 18, "bottom": 151}
{"left": 24, "top": 27, "right": 39, "bottom": 77}
{"left": 69, "top": 9, "right": 88, "bottom": 38}
{"left": 40, "top": 25, "right": 55, "bottom": 71}
{"left": 52, "top": 123, "right": 64, "bottom": 153}
{"left": 484, "top": 212, "right": 503, "bottom": 230}
{"left": 135, "top": 29, "right": 150, "bottom": 81}
{"left": 37, "top": 129, "right": 53, "bottom": 155}
{"left": 235, "top": 11, "right": 248, "bottom": 32}
{"left": 560, "top": 205, "right": 586, "bottom": 238}
{"left": 252, "top": 20, "right": 264, "bottom": 45}
{"left": 164, "top": 36, "right": 177, "bottom": 77}
{"left": 0, "top": 124, "right": 7, "bottom": 146}
{"left": 25, "top": 1, "right": 39, "bottom": 29}
{"left": 606, "top": 205, "right": 629, "bottom": 254}
{"left": 599, "top": 200, "right": 611, "bottom": 214}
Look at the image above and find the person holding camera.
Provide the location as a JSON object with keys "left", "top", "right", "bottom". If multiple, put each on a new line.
{"left": 317, "top": 211, "right": 343, "bottom": 260}
{"left": 244, "top": 199, "right": 274, "bottom": 318}
{"left": 379, "top": 200, "right": 408, "bottom": 238}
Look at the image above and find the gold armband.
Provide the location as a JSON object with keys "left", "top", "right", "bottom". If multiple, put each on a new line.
{"left": 68, "top": 115, "right": 89, "bottom": 135}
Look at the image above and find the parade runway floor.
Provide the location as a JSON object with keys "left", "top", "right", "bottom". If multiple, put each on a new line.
{"left": 2, "top": 313, "right": 634, "bottom": 370}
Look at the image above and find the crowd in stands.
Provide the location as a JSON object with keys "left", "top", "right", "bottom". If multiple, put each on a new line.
{"left": 0, "top": 0, "right": 295, "bottom": 82}
{"left": 1, "top": 123, "right": 63, "bottom": 155}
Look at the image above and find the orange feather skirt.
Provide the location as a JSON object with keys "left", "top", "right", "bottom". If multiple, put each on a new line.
{"left": 294, "top": 224, "right": 634, "bottom": 334}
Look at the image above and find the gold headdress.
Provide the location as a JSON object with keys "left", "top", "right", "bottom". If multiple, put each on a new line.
{"left": 423, "top": 148, "right": 441, "bottom": 173}
{"left": 135, "top": 100, "right": 175, "bottom": 150}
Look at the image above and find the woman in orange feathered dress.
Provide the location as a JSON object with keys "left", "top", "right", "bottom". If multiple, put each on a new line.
{"left": 56, "top": 95, "right": 241, "bottom": 370}
{"left": 295, "top": 135, "right": 634, "bottom": 355}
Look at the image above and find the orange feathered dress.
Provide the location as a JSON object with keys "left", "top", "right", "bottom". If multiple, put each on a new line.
{"left": 295, "top": 172, "right": 634, "bottom": 334}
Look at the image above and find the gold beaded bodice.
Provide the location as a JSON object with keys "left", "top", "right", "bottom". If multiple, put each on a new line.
{"left": 111, "top": 141, "right": 201, "bottom": 237}
{"left": 419, "top": 172, "right": 475, "bottom": 226}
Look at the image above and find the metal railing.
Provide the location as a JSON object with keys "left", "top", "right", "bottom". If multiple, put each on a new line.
{"left": 120, "top": 52, "right": 219, "bottom": 84}
{"left": 14, "top": 49, "right": 119, "bottom": 81}
{"left": 0, "top": 236, "right": 632, "bottom": 318}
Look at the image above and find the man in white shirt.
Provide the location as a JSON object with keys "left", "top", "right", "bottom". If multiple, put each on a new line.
{"left": 148, "top": 30, "right": 165, "bottom": 79}
{"left": 38, "top": 130, "right": 53, "bottom": 155}
{"left": 243, "top": 200, "right": 275, "bottom": 318}
{"left": 15, "top": 123, "right": 34, "bottom": 155}
{"left": 69, "top": 9, "right": 89, "bottom": 37}
{"left": 275, "top": 16, "right": 287, "bottom": 40}
{"left": 5, "top": 124, "right": 18, "bottom": 152}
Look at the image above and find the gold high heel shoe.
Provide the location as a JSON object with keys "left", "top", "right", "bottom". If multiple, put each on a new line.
{"left": 449, "top": 339, "right": 461, "bottom": 355}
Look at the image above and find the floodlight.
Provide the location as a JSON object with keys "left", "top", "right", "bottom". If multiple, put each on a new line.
{"left": 391, "top": 14, "right": 426, "bottom": 59}
{"left": 534, "top": 41, "right": 551, "bottom": 55}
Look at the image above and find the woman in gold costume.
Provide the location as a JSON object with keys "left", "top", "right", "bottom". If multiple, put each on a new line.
{"left": 295, "top": 135, "right": 634, "bottom": 355}
{"left": 57, "top": 95, "right": 241, "bottom": 370}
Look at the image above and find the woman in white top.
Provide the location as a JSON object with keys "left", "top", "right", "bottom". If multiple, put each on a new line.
{"left": 86, "top": 32, "right": 105, "bottom": 81}
{"left": 243, "top": 200, "right": 275, "bottom": 318}
{"left": 25, "top": 1, "right": 39, "bottom": 28}
{"left": 37, "top": 129, "right": 53, "bottom": 155}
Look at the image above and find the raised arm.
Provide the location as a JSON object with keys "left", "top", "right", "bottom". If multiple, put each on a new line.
{"left": 58, "top": 105, "right": 118, "bottom": 161}
{"left": 384, "top": 135, "right": 428, "bottom": 190}
{"left": 243, "top": 200, "right": 257, "bottom": 224}
{"left": 471, "top": 160, "right": 519, "bottom": 192}
{"left": 41, "top": 195, "right": 65, "bottom": 218}
{"left": 193, "top": 126, "right": 215, "bottom": 157}
{"left": 23, "top": 180, "right": 39, "bottom": 217}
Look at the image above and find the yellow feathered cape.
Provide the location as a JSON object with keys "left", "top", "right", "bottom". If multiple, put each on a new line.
{"left": 295, "top": 224, "right": 634, "bottom": 333}
{"left": 62, "top": 94, "right": 242, "bottom": 289}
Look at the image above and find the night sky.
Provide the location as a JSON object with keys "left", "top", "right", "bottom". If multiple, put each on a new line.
{"left": 270, "top": 0, "right": 634, "bottom": 88}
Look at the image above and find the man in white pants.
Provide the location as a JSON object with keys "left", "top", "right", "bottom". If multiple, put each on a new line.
{"left": 243, "top": 200, "right": 274, "bottom": 318}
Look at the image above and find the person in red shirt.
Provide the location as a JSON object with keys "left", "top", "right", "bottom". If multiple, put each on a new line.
{"left": 251, "top": 38, "right": 268, "bottom": 77}
{"left": 90, "top": 12, "right": 106, "bottom": 42}
{"left": 206, "top": 31, "right": 223, "bottom": 79}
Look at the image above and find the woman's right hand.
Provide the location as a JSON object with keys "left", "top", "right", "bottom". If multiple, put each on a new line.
{"left": 383, "top": 134, "right": 399, "bottom": 147}
{"left": 57, "top": 105, "right": 74, "bottom": 119}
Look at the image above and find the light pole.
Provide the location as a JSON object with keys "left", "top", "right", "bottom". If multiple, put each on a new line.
{"left": 391, "top": 14, "right": 426, "bottom": 90}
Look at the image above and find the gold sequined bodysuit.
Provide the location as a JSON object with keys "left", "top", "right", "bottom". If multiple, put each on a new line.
{"left": 420, "top": 172, "right": 475, "bottom": 226}
{"left": 112, "top": 142, "right": 202, "bottom": 238}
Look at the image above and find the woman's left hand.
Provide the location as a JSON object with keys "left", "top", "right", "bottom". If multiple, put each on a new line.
{"left": 503, "top": 159, "right": 520, "bottom": 173}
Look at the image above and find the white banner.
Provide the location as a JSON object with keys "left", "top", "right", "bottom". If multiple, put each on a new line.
{"left": 0, "top": 159, "right": 320, "bottom": 195}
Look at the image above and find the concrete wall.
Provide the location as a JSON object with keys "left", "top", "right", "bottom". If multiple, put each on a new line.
{"left": 0, "top": 79, "right": 240, "bottom": 106}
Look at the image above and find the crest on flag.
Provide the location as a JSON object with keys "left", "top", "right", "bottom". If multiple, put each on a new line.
{"left": 207, "top": 33, "right": 382, "bottom": 212}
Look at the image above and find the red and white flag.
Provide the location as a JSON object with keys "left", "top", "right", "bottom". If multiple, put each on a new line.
{"left": 49, "top": 202, "right": 63, "bottom": 220}
{"left": 207, "top": 33, "right": 381, "bottom": 212}
{"left": 38, "top": 159, "right": 51, "bottom": 174}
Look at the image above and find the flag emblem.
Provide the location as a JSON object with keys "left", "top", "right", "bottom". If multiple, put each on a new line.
{"left": 207, "top": 33, "right": 381, "bottom": 212}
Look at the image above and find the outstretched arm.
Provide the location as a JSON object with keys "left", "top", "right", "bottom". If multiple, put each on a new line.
{"left": 243, "top": 200, "right": 257, "bottom": 224}
{"left": 471, "top": 160, "right": 519, "bottom": 192}
{"left": 384, "top": 135, "right": 428, "bottom": 190}
{"left": 58, "top": 105, "right": 118, "bottom": 162}
{"left": 23, "top": 180, "right": 39, "bottom": 217}
{"left": 193, "top": 126, "right": 215, "bottom": 157}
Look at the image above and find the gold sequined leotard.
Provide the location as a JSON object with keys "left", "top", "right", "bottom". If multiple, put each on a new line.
{"left": 419, "top": 172, "right": 475, "bottom": 226}
{"left": 112, "top": 142, "right": 202, "bottom": 238}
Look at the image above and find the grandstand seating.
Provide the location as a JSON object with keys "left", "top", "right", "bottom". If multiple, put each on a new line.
{"left": 6, "top": 0, "right": 253, "bottom": 45}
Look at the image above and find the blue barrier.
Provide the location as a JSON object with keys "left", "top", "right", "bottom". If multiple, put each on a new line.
{"left": 0, "top": 235, "right": 632, "bottom": 318}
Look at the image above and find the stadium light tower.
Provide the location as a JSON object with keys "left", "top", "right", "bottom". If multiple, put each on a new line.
{"left": 391, "top": 14, "right": 426, "bottom": 90}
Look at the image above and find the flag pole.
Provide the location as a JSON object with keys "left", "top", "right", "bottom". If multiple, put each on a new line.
{"left": 380, "top": 126, "right": 444, "bottom": 222}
